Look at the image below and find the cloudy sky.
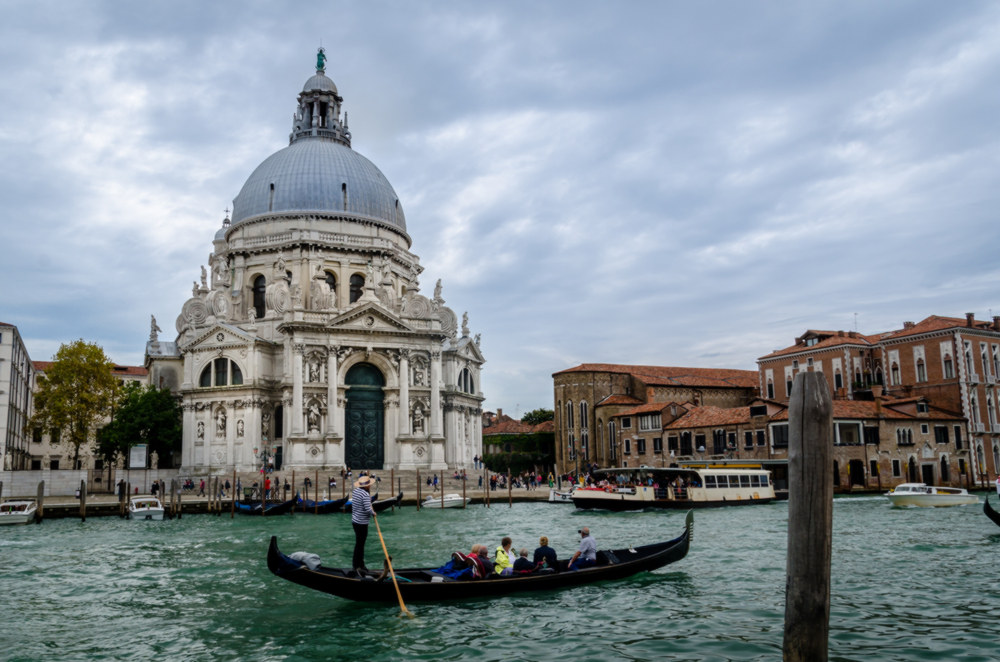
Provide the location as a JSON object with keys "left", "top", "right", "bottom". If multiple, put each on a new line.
{"left": 2, "top": 1, "right": 998, "bottom": 417}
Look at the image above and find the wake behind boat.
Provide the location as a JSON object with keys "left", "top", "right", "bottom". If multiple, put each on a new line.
{"left": 267, "top": 511, "right": 693, "bottom": 603}
{"left": 886, "top": 483, "right": 978, "bottom": 508}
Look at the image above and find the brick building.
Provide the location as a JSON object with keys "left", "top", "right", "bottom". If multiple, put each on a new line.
{"left": 552, "top": 363, "right": 758, "bottom": 474}
{"left": 757, "top": 314, "right": 1000, "bottom": 485}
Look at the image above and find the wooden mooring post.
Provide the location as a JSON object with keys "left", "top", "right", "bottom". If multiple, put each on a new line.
{"left": 36, "top": 481, "right": 45, "bottom": 523}
{"left": 783, "top": 371, "right": 833, "bottom": 662}
{"left": 79, "top": 479, "right": 87, "bottom": 522}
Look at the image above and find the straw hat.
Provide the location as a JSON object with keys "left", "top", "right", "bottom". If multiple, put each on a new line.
{"left": 354, "top": 476, "right": 375, "bottom": 489}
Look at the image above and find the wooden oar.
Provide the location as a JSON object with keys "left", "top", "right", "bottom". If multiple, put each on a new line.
{"left": 372, "top": 513, "right": 413, "bottom": 618}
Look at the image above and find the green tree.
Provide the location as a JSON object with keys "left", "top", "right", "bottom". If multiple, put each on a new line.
{"left": 29, "top": 340, "right": 120, "bottom": 469}
{"left": 98, "top": 382, "right": 182, "bottom": 468}
{"left": 521, "top": 408, "right": 554, "bottom": 425}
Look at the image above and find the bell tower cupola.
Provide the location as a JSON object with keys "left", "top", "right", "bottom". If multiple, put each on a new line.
{"left": 291, "top": 47, "right": 351, "bottom": 147}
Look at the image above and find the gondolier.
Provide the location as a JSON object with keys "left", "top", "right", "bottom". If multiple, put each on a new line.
{"left": 351, "top": 476, "right": 376, "bottom": 571}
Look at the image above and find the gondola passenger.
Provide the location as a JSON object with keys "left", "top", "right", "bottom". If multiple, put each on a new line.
{"left": 494, "top": 537, "right": 514, "bottom": 575}
{"left": 512, "top": 548, "right": 536, "bottom": 574}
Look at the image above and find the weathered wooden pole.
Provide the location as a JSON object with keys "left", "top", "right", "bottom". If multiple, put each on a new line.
{"left": 231, "top": 470, "right": 236, "bottom": 518}
{"left": 36, "top": 480, "right": 45, "bottom": 523}
{"left": 176, "top": 479, "right": 183, "bottom": 520}
{"left": 79, "top": 479, "right": 87, "bottom": 522}
{"left": 416, "top": 468, "right": 421, "bottom": 511}
{"left": 462, "top": 471, "right": 467, "bottom": 508}
{"left": 314, "top": 470, "right": 319, "bottom": 514}
{"left": 440, "top": 474, "right": 445, "bottom": 508}
{"left": 507, "top": 468, "right": 512, "bottom": 507}
{"left": 783, "top": 371, "right": 833, "bottom": 662}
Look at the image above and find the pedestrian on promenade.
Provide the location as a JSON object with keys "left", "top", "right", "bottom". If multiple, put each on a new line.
{"left": 199, "top": 479, "right": 206, "bottom": 496}
{"left": 351, "top": 476, "right": 376, "bottom": 572}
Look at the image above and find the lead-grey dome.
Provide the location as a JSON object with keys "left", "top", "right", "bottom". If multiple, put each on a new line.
{"left": 231, "top": 129, "right": 406, "bottom": 231}
{"left": 303, "top": 73, "right": 337, "bottom": 94}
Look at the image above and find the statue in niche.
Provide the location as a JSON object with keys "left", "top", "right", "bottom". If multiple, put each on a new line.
{"left": 308, "top": 359, "right": 321, "bottom": 383}
{"left": 213, "top": 254, "right": 231, "bottom": 287}
{"left": 216, "top": 408, "right": 227, "bottom": 436}
{"left": 310, "top": 264, "right": 332, "bottom": 310}
{"left": 149, "top": 315, "right": 162, "bottom": 342}
{"left": 413, "top": 406, "right": 424, "bottom": 433}
{"left": 261, "top": 412, "right": 271, "bottom": 439}
{"left": 413, "top": 368, "right": 424, "bottom": 386}
{"left": 237, "top": 419, "right": 244, "bottom": 438}
{"left": 307, "top": 402, "right": 321, "bottom": 432}
{"left": 197, "top": 421, "right": 205, "bottom": 440}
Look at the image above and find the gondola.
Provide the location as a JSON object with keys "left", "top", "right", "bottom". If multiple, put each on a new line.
{"left": 267, "top": 510, "right": 693, "bottom": 602}
{"left": 296, "top": 496, "right": 350, "bottom": 514}
{"left": 235, "top": 498, "right": 298, "bottom": 516}
{"left": 984, "top": 495, "right": 1000, "bottom": 528}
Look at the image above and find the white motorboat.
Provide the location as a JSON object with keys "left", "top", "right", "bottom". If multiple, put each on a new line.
{"left": 548, "top": 487, "right": 575, "bottom": 503}
{"left": 421, "top": 493, "right": 469, "bottom": 508}
{"left": 0, "top": 500, "right": 38, "bottom": 525}
{"left": 129, "top": 495, "right": 165, "bottom": 520}
{"left": 572, "top": 466, "right": 776, "bottom": 511}
{"left": 886, "top": 483, "right": 978, "bottom": 507}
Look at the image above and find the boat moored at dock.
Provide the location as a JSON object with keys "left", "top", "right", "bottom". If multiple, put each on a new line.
{"left": 572, "top": 466, "right": 775, "bottom": 511}
{"left": 0, "top": 500, "right": 38, "bottom": 525}
{"left": 128, "top": 496, "right": 165, "bottom": 520}
{"left": 421, "top": 493, "right": 469, "bottom": 508}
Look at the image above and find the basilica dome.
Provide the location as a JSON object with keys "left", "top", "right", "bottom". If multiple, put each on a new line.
{"left": 230, "top": 139, "right": 406, "bottom": 231}
{"left": 230, "top": 56, "right": 406, "bottom": 233}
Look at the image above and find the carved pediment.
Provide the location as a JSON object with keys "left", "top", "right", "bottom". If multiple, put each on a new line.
{"left": 451, "top": 335, "right": 486, "bottom": 363}
{"left": 182, "top": 323, "right": 259, "bottom": 352}
{"left": 328, "top": 303, "right": 412, "bottom": 334}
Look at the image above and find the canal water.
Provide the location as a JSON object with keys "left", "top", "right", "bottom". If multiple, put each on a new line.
{"left": 2, "top": 495, "right": 998, "bottom": 661}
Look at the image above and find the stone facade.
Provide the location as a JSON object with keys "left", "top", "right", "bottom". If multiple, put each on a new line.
{"left": 146, "top": 51, "right": 484, "bottom": 475}
{"left": 0, "top": 322, "right": 35, "bottom": 470}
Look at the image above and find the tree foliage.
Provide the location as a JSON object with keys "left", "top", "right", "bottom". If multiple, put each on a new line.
{"left": 482, "top": 431, "right": 555, "bottom": 475}
{"left": 98, "top": 382, "right": 182, "bottom": 468}
{"left": 520, "top": 408, "right": 554, "bottom": 425}
{"left": 28, "top": 340, "right": 120, "bottom": 468}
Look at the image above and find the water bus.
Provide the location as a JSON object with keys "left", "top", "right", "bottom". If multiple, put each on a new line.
{"left": 571, "top": 465, "right": 775, "bottom": 511}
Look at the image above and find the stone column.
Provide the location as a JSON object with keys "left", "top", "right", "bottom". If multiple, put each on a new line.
{"left": 327, "top": 347, "right": 338, "bottom": 436}
{"left": 182, "top": 405, "right": 196, "bottom": 469}
{"left": 399, "top": 350, "right": 410, "bottom": 435}
{"left": 292, "top": 343, "right": 304, "bottom": 435}
{"left": 431, "top": 350, "right": 442, "bottom": 436}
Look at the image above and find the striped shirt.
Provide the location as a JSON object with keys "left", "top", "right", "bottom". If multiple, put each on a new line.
{"left": 351, "top": 487, "right": 374, "bottom": 525}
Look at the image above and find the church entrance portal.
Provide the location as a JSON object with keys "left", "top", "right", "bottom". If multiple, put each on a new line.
{"left": 344, "top": 363, "right": 385, "bottom": 470}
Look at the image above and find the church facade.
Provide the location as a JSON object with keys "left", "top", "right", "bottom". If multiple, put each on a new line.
{"left": 146, "top": 50, "right": 485, "bottom": 475}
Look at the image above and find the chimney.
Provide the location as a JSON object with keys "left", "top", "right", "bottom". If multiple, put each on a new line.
{"left": 497, "top": 408, "right": 503, "bottom": 419}
{"left": 966, "top": 312, "right": 975, "bottom": 328}
{"left": 993, "top": 316, "right": 1000, "bottom": 332}
{"left": 903, "top": 321, "right": 914, "bottom": 330}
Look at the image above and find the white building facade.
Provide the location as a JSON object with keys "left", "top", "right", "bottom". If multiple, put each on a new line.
{"left": 146, "top": 50, "right": 485, "bottom": 475}
{"left": 0, "top": 322, "right": 36, "bottom": 471}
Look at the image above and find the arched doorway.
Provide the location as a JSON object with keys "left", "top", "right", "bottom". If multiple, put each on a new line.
{"left": 344, "top": 362, "right": 385, "bottom": 470}
{"left": 848, "top": 459, "right": 865, "bottom": 487}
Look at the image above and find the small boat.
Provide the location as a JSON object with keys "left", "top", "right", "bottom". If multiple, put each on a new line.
{"left": 128, "top": 496, "right": 165, "bottom": 521}
{"left": 235, "top": 498, "right": 298, "bottom": 516}
{"left": 267, "top": 510, "right": 693, "bottom": 603}
{"left": 421, "top": 493, "right": 469, "bottom": 508}
{"left": 886, "top": 483, "right": 979, "bottom": 508}
{"left": 983, "top": 496, "right": 1000, "bottom": 527}
{"left": 365, "top": 491, "right": 403, "bottom": 513}
{"left": 548, "top": 488, "right": 575, "bottom": 503}
{"left": 572, "top": 466, "right": 775, "bottom": 511}
{"left": 0, "top": 500, "right": 38, "bottom": 525}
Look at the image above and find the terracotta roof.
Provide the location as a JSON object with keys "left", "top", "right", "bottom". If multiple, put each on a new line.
{"left": 596, "top": 394, "right": 645, "bottom": 407}
{"left": 882, "top": 315, "right": 997, "bottom": 340}
{"left": 483, "top": 418, "right": 553, "bottom": 436}
{"left": 556, "top": 363, "right": 757, "bottom": 389}
{"left": 770, "top": 400, "right": 914, "bottom": 421}
{"left": 664, "top": 406, "right": 752, "bottom": 429}
{"left": 758, "top": 332, "right": 875, "bottom": 360}
{"left": 615, "top": 402, "right": 673, "bottom": 417}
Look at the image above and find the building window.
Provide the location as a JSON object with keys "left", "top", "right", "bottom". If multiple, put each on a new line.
{"left": 920, "top": 423, "right": 929, "bottom": 434}
{"left": 680, "top": 432, "right": 692, "bottom": 455}
{"left": 940, "top": 456, "right": 950, "bottom": 482}
{"left": 896, "top": 428, "right": 913, "bottom": 445}
{"left": 349, "top": 274, "right": 364, "bottom": 303}
{"left": 31, "top": 459, "right": 41, "bottom": 470}
{"left": 916, "top": 402, "right": 928, "bottom": 413}
{"left": 49, "top": 459, "right": 59, "bottom": 470}
{"left": 252, "top": 275, "right": 267, "bottom": 319}
{"left": 580, "top": 402, "right": 589, "bottom": 429}
{"left": 836, "top": 422, "right": 860, "bottom": 445}
{"left": 943, "top": 355, "right": 954, "bottom": 379}
{"left": 638, "top": 413, "right": 659, "bottom": 431}
{"left": 667, "top": 435, "right": 678, "bottom": 454}
{"left": 695, "top": 433, "right": 706, "bottom": 452}
{"left": 636, "top": 438, "right": 646, "bottom": 454}
{"left": 756, "top": 430, "right": 766, "bottom": 446}
{"left": 786, "top": 379, "right": 793, "bottom": 397}
{"left": 32, "top": 427, "right": 42, "bottom": 443}
{"left": 772, "top": 424, "right": 789, "bottom": 449}
{"left": 892, "top": 459, "right": 901, "bottom": 477}
{"left": 459, "top": 368, "right": 475, "bottom": 394}
{"left": 608, "top": 422, "right": 617, "bottom": 461}
{"left": 767, "top": 380, "right": 774, "bottom": 399}
{"left": 199, "top": 358, "right": 244, "bottom": 388}
{"left": 581, "top": 429, "right": 589, "bottom": 460}
{"left": 954, "top": 425, "right": 963, "bottom": 450}
{"left": 744, "top": 431, "right": 754, "bottom": 449}
{"left": 834, "top": 371, "right": 843, "bottom": 389}
{"left": 565, "top": 401, "right": 574, "bottom": 431}
{"left": 890, "top": 362, "right": 900, "bottom": 386}
{"left": 916, "top": 360, "right": 926, "bottom": 383}
{"left": 870, "top": 459, "right": 879, "bottom": 476}
{"left": 50, "top": 428, "right": 61, "bottom": 445}
{"left": 621, "top": 417, "right": 631, "bottom": 429}
{"left": 623, "top": 439, "right": 631, "bottom": 455}
{"left": 959, "top": 458, "right": 967, "bottom": 476}
{"left": 653, "top": 437, "right": 662, "bottom": 454}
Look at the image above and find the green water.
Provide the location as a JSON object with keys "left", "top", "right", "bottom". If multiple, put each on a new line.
{"left": 1, "top": 496, "right": 998, "bottom": 661}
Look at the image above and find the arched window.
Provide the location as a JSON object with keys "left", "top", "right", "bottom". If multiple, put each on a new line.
{"left": 890, "top": 362, "right": 900, "bottom": 386}
{"left": 325, "top": 271, "right": 337, "bottom": 306}
{"left": 608, "top": 421, "right": 617, "bottom": 461}
{"left": 253, "top": 275, "right": 267, "bottom": 319}
{"left": 579, "top": 401, "right": 588, "bottom": 429}
{"left": 199, "top": 358, "right": 243, "bottom": 388}
{"left": 459, "top": 368, "right": 474, "bottom": 394}
{"left": 565, "top": 401, "right": 574, "bottom": 431}
{"left": 349, "top": 274, "right": 364, "bottom": 303}
{"left": 915, "top": 359, "right": 926, "bottom": 382}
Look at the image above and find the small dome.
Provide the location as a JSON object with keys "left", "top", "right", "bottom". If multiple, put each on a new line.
{"left": 303, "top": 73, "right": 337, "bottom": 94}
{"left": 231, "top": 139, "right": 406, "bottom": 231}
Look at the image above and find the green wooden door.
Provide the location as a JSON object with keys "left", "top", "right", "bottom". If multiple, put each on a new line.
{"left": 344, "top": 363, "right": 385, "bottom": 470}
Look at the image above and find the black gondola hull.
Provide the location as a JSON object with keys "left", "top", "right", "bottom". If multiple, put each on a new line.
{"left": 985, "top": 495, "right": 1000, "bottom": 528}
{"left": 267, "top": 511, "right": 692, "bottom": 602}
